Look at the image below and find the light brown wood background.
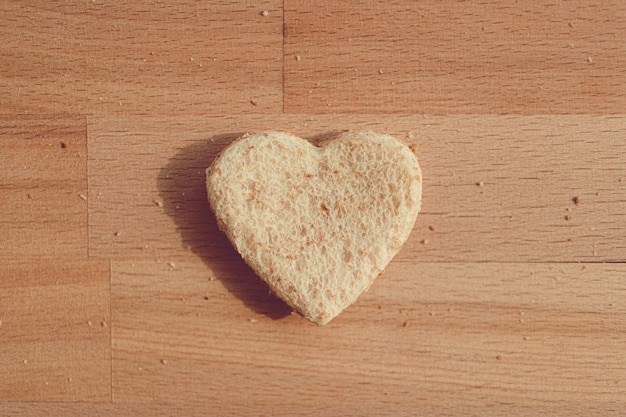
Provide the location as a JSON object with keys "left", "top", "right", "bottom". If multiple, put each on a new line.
{"left": 1, "top": 1, "right": 625, "bottom": 416}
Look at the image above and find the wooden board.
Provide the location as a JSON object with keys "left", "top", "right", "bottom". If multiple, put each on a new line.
{"left": 0, "top": 1, "right": 625, "bottom": 416}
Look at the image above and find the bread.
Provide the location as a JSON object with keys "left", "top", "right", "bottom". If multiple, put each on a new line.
{"left": 206, "top": 131, "right": 422, "bottom": 325}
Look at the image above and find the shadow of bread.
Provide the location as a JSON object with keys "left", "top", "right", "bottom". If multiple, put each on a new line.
{"left": 156, "top": 132, "right": 292, "bottom": 320}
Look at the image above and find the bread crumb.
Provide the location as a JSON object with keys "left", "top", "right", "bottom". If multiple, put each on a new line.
{"left": 429, "top": 312, "right": 435, "bottom": 316}
{"left": 44, "top": 381, "right": 48, "bottom": 385}
{"left": 249, "top": 318, "right": 258, "bottom": 323}
{"left": 378, "top": 68, "right": 384, "bottom": 74}
{"left": 168, "top": 262, "right": 176, "bottom": 268}
{"left": 587, "top": 56, "right": 593, "bottom": 63}
{"left": 87, "top": 320, "right": 93, "bottom": 326}
{"left": 154, "top": 200, "right": 164, "bottom": 207}
{"left": 114, "top": 231, "right": 120, "bottom": 236}
{"left": 250, "top": 100, "right": 258, "bottom": 106}
{"left": 260, "top": 10, "right": 268, "bottom": 16}
{"left": 295, "top": 55, "right": 301, "bottom": 61}
{"left": 23, "top": 359, "right": 28, "bottom": 364}
{"left": 79, "top": 193, "right": 87, "bottom": 200}
{"left": 68, "top": 377, "right": 72, "bottom": 382}
{"left": 496, "top": 355, "right": 502, "bottom": 361}
{"left": 564, "top": 214, "right": 572, "bottom": 221}
{"left": 428, "top": 225, "right": 436, "bottom": 231}
{"left": 60, "top": 142, "right": 67, "bottom": 149}
{"left": 161, "top": 359, "right": 168, "bottom": 365}
{"left": 27, "top": 193, "right": 33, "bottom": 199}
{"left": 572, "top": 196, "right": 580, "bottom": 205}
{"left": 476, "top": 181, "right": 484, "bottom": 187}
{"left": 378, "top": 304, "right": 382, "bottom": 310}
{"left": 409, "top": 143, "right": 419, "bottom": 154}
{"left": 403, "top": 320, "right": 410, "bottom": 327}
{"left": 101, "top": 320, "right": 107, "bottom": 328}
{"left": 421, "top": 239, "right": 429, "bottom": 245}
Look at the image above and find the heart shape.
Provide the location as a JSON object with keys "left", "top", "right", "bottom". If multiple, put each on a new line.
{"left": 206, "top": 131, "right": 422, "bottom": 324}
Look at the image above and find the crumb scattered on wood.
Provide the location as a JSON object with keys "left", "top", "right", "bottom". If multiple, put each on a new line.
{"left": 87, "top": 320, "right": 93, "bottom": 326}
{"left": 260, "top": 10, "right": 268, "bottom": 16}
{"left": 429, "top": 225, "right": 436, "bottom": 232}
{"left": 421, "top": 239, "right": 429, "bottom": 245}
{"left": 587, "top": 56, "right": 593, "bottom": 63}
{"left": 168, "top": 262, "right": 175, "bottom": 268}
{"left": 378, "top": 68, "right": 384, "bottom": 74}
{"left": 161, "top": 359, "right": 168, "bottom": 365}
{"left": 403, "top": 320, "right": 410, "bottom": 327}
{"left": 564, "top": 214, "right": 572, "bottom": 221}
{"left": 476, "top": 181, "right": 484, "bottom": 187}
{"left": 60, "top": 142, "right": 67, "bottom": 149}
{"left": 249, "top": 318, "right": 258, "bottom": 323}
{"left": 496, "top": 355, "right": 502, "bottom": 361}
{"left": 572, "top": 196, "right": 580, "bottom": 205}
{"left": 23, "top": 359, "right": 28, "bottom": 364}
{"left": 79, "top": 193, "right": 87, "bottom": 200}
{"left": 27, "top": 193, "right": 33, "bottom": 199}
{"left": 409, "top": 143, "right": 419, "bottom": 154}
{"left": 114, "top": 231, "right": 120, "bottom": 236}
{"left": 295, "top": 55, "right": 301, "bottom": 61}
{"left": 154, "top": 200, "right": 164, "bottom": 207}
{"left": 250, "top": 100, "right": 258, "bottom": 106}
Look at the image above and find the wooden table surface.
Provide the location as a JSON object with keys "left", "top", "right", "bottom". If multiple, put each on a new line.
{"left": 1, "top": 1, "right": 625, "bottom": 415}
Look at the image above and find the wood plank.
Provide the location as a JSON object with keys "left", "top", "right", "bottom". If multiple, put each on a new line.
{"left": 284, "top": 0, "right": 626, "bottom": 114}
{"left": 0, "top": 260, "right": 111, "bottom": 402}
{"left": 0, "top": 1, "right": 283, "bottom": 115}
{"left": 0, "top": 2, "right": 89, "bottom": 114}
{"left": 1, "top": 401, "right": 623, "bottom": 417}
{"left": 0, "top": 115, "right": 88, "bottom": 259}
{"left": 88, "top": 115, "right": 626, "bottom": 262}
{"left": 110, "top": 259, "right": 625, "bottom": 413}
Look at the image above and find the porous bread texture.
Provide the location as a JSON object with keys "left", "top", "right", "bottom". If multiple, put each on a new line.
{"left": 206, "top": 131, "right": 422, "bottom": 325}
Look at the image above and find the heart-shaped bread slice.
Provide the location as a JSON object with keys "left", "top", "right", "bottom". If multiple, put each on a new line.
{"left": 206, "top": 131, "right": 422, "bottom": 324}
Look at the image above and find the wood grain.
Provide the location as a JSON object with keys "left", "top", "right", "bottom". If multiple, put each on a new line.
{"left": 0, "top": 260, "right": 110, "bottom": 402}
{"left": 0, "top": 1, "right": 283, "bottom": 115}
{"left": 88, "top": 114, "right": 626, "bottom": 262}
{"left": 108, "top": 259, "right": 625, "bottom": 413}
{"left": 285, "top": 0, "right": 626, "bottom": 114}
{"left": 1, "top": 1, "right": 625, "bottom": 415}
{"left": 0, "top": 115, "right": 88, "bottom": 259}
